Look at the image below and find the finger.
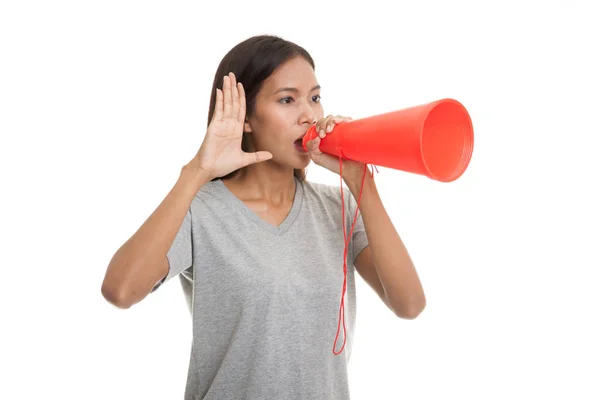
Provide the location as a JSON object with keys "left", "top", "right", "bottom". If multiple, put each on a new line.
{"left": 328, "top": 115, "right": 351, "bottom": 132}
{"left": 316, "top": 117, "right": 330, "bottom": 138}
{"left": 317, "top": 115, "right": 333, "bottom": 135}
{"left": 213, "top": 88, "right": 224, "bottom": 121}
{"left": 333, "top": 115, "right": 351, "bottom": 123}
{"left": 238, "top": 82, "right": 246, "bottom": 124}
{"left": 325, "top": 115, "right": 337, "bottom": 133}
{"left": 314, "top": 117, "right": 324, "bottom": 134}
{"left": 243, "top": 151, "right": 273, "bottom": 167}
{"left": 223, "top": 75, "right": 232, "bottom": 118}
{"left": 306, "top": 137, "right": 322, "bottom": 153}
{"left": 230, "top": 73, "right": 239, "bottom": 120}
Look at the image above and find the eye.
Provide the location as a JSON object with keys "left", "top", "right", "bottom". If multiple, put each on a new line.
{"left": 279, "top": 97, "right": 294, "bottom": 104}
{"left": 312, "top": 94, "right": 321, "bottom": 103}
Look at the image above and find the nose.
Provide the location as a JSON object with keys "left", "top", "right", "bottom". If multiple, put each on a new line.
{"left": 298, "top": 103, "right": 316, "bottom": 127}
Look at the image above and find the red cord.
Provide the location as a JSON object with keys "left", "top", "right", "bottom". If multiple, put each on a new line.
{"left": 333, "top": 157, "right": 378, "bottom": 355}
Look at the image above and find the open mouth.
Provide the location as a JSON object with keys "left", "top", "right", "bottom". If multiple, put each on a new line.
{"left": 293, "top": 133, "right": 307, "bottom": 152}
{"left": 294, "top": 138, "right": 306, "bottom": 151}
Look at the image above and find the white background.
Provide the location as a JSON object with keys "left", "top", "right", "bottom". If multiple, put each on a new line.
{"left": 1, "top": 0, "right": 599, "bottom": 398}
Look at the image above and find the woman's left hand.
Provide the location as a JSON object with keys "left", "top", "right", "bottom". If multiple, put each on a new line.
{"left": 306, "top": 115, "right": 366, "bottom": 182}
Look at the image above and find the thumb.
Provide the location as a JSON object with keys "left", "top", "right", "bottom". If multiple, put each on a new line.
{"left": 241, "top": 151, "right": 273, "bottom": 167}
{"left": 306, "top": 137, "right": 322, "bottom": 154}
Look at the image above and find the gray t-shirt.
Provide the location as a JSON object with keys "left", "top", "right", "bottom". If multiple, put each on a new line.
{"left": 152, "top": 176, "right": 369, "bottom": 399}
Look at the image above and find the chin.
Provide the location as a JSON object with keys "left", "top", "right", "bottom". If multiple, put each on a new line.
{"left": 284, "top": 159, "right": 310, "bottom": 171}
{"left": 269, "top": 144, "right": 311, "bottom": 170}
{"left": 280, "top": 151, "right": 310, "bottom": 170}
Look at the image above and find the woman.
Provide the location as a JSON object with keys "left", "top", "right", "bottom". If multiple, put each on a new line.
{"left": 101, "top": 34, "right": 426, "bottom": 400}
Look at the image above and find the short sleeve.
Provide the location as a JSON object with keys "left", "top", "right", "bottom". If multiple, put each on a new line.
{"left": 345, "top": 188, "right": 369, "bottom": 262}
{"left": 151, "top": 207, "right": 193, "bottom": 292}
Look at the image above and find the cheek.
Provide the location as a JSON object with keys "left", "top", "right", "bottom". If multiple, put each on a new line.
{"left": 314, "top": 103, "right": 324, "bottom": 120}
{"left": 257, "top": 104, "right": 291, "bottom": 128}
{"left": 264, "top": 115, "right": 291, "bottom": 142}
{"left": 252, "top": 114, "right": 292, "bottom": 150}
{"left": 272, "top": 108, "right": 294, "bottom": 127}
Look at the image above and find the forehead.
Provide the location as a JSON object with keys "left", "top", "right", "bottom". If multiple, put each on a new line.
{"left": 261, "top": 56, "right": 318, "bottom": 94}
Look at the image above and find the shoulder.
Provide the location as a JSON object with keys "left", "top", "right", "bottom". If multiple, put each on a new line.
{"left": 301, "top": 179, "right": 354, "bottom": 208}
{"left": 187, "top": 179, "right": 230, "bottom": 212}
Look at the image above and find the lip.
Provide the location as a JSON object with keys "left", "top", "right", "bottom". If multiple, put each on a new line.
{"left": 293, "top": 126, "right": 315, "bottom": 152}
{"left": 295, "top": 127, "right": 313, "bottom": 143}
{"left": 296, "top": 131, "right": 308, "bottom": 141}
{"left": 293, "top": 133, "right": 308, "bottom": 153}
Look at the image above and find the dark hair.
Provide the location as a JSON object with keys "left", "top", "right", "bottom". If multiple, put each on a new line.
{"left": 208, "top": 35, "right": 315, "bottom": 181}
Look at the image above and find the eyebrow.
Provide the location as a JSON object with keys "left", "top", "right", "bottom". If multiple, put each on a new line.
{"left": 273, "top": 85, "right": 321, "bottom": 95}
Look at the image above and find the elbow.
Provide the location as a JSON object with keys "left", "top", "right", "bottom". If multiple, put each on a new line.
{"left": 392, "top": 298, "right": 426, "bottom": 320}
{"left": 397, "top": 305, "right": 425, "bottom": 320}
{"left": 101, "top": 282, "right": 134, "bottom": 309}
{"left": 101, "top": 258, "right": 151, "bottom": 309}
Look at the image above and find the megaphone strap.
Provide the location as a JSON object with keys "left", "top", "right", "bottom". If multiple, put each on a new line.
{"left": 332, "top": 156, "right": 378, "bottom": 355}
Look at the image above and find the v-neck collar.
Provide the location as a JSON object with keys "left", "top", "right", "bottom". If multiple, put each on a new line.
{"left": 216, "top": 177, "right": 304, "bottom": 236}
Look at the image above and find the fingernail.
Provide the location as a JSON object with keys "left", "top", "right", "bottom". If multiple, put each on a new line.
{"left": 326, "top": 124, "right": 332, "bottom": 132}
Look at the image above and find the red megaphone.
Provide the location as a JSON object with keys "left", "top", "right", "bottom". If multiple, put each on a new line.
{"left": 302, "top": 98, "right": 474, "bottom": 182}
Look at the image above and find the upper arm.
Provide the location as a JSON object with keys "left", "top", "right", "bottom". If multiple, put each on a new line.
{"left": 150, "top": 256, "right": 171, "bottom": 293}
{"left": 151, "top": 209, "right": 194, "bottom": 293}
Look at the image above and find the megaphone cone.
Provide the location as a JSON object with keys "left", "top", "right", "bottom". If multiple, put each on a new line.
{"left": 302, "top": 98, "right": 474, "bottom": 182}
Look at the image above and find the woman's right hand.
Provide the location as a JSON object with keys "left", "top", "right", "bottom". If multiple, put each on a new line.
{"left": 187, "top": 72, "right": 273, "bottom": 180}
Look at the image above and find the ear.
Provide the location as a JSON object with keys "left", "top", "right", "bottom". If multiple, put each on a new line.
{"left": 244, "top": 119, "right": 252, "bottom": 133}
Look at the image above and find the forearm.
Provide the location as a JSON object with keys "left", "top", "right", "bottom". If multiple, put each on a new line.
{"left": 101, "top": 164, "right": 209, "bottom": 306}
{"left": 346, "top": 174, "right": 426, "bottom": 318}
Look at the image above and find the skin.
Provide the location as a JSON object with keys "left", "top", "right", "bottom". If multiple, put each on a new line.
{"left": 101, "top": 56, "right": 426, "bottom": 319}
{"left": 217, "top": 56, "right": 426, "bottom": 319}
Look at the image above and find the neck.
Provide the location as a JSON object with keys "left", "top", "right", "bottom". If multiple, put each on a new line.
{"left": 229, "top": 161, "right": 298, "bottom": 205}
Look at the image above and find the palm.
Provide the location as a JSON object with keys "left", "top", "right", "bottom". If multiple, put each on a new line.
{"left": 200, "top": 128, "right": 246, "bottom": 178}
{"left": 194, "top": 73, "right": 272, "bottom": 179}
